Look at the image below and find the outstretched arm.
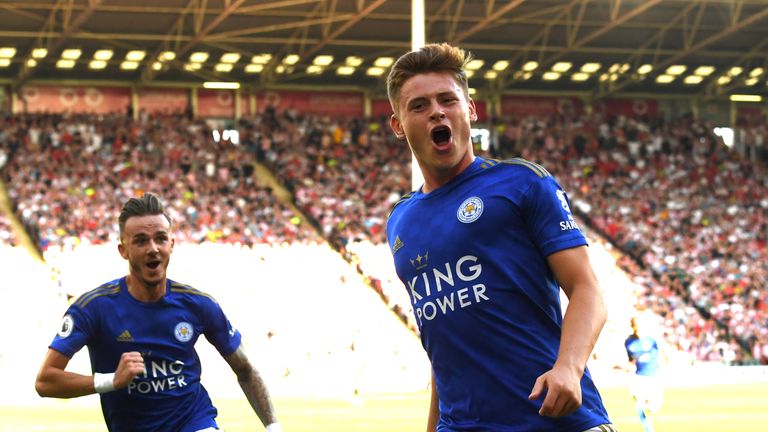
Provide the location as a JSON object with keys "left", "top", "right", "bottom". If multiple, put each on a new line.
{"left": 225, "top": 344, "right": 280, "bottom": 429}
{"left": 529, "top": 245, "right": 607, "bottom": 417}
{"left": 36, "top": 349, "right": 145, "bottom": 398}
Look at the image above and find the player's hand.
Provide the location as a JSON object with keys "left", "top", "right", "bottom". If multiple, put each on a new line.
{"left": 528, "top": 364, "right": 583, "bottom": 417}
{"left": 114, "top": 351, "right": 146, "bottom": 388}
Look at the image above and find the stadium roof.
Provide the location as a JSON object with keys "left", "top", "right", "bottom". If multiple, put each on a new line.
{"left": 1, "top": 0, "right": 767, "bottom": 100}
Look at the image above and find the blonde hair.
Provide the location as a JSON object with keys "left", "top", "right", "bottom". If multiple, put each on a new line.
{"left": 386, "top": 43, "right": 472, "bottom": 114}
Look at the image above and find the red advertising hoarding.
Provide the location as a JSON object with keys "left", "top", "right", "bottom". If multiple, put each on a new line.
{"left": 501, "top": 95, "right": 584, "bottom": 118}
{"left": 137, "top": 87, "right": 189, "bottom": 114}
{"left": 593, "top": 98, "right": 659, "bottom": 117}
{"left": 197, "top": 89, "right": 236, "bottom": 118}
{"left": 16, "top": 85, "right": 131, "bottom": 114}
{"left": 257, "top": 90, "right": 364, "bottom": 117}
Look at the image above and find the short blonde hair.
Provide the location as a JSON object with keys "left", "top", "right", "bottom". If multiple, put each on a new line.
{"left": 386, "top": 43, "right": 472, "bottom": 114}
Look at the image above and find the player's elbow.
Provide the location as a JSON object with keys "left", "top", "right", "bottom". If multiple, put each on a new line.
{"left": 34, "top": 371, "right": 58, "bottom": 398}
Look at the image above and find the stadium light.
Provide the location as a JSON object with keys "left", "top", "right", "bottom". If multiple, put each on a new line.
{"left": 283, "top": 54, "right": 300, "bottom": 65}
{"left": 89, "top": 60, "right": 107, "bottom": 70}
{"left": 656, "top": 74, "right": 674, "bottom": 83}
{"left": 465, "top": 59, "right": 484, "bottom": 71}
{"left": 313, "top": 55, "right": 334, "bottom": 66}
{"left": 159, "top": 51, "right": 176, "bottom": 61}
{"left": 306, "top": 65, "right": 324, "bottom": 75}
{"left": 0, "top": 47, "right": 17, "bottom": 58}
{"left": 666, "top": 65, "right": 686, "bottom": 75}
{"left": 220, "top": 53, "right": 241, "bottom": 64}
{"left": 93, "top": 49, "right": 113, "bottom": 61}
{"left": 56, "top": 59, "right": 76, "bottom": 68}
{"left": 189, "top": 52, "right": 209, "bottom": 63}
{"left": 727, "top": 66, "right": 743, "bottom": 77}
{"left": 366, "top": 67, "right": 385, "bottom": 76}
{"left": 580, "top": 63, "right": 601, "bottom": 73}
{"left": 522, "top": 61, "right": 538, "bottom": 71}
{"left": 245, "top": 64, "right": 264, "bottom": 73}
{"left": 484, "top": 70, "right": 498, "bottom": 79}
{"left": 203, "top": 82, "right": 240, "bottom": 89}
{"left": 571, "top": 72, "right": 590, "bottom": 81}
{"left": 694, "top": 66, "right": 715, "bottom": 76}
{"left": 729, "top": 94, "right": 761, "bottom": 102}
{"left": 120, "top": 61, "right": 139, "bottom": 70}
{"left": 214, "top": 63, "right": 233, "bottom": 72}
{"left": 251, "top": 54, "right": 272, "bottom": 64}
{"left": 551, "top": 62, "right": 572, "bottom": 72}
{"left": 373, "top": 57, "right": 394, "bottom": 68}
{"left": 345, "top": 56, "right": 363, "bottom": 67}
{"left": 0, "top": 58, "right": 10, "bottom": 67}
{"left": 125, "top": 50, "right": 146, "bottom": 61}
{"left": 61, "top": 49, "right": 82, "bottom": 60}
{"left": 32, "top": 48, "right": 48, "bottom": 59}
{"left": 637, "top": 64, "right": 653, "bottom": 75}
{"left": 542, "top": 72, "right": 561, "bottom": 80}
{"left": 492, "top": 60, "right": 509, "bottom": 71}
{"left": 683, "top": 75, "right": 703, "bottom": 84}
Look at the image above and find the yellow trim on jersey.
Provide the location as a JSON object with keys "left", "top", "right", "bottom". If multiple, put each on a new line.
{"left": 501, "top": 158, "right": 550, "bottom": 177}
{"left": 479, "top": 158, "right": 499, "bottom": 169}
{"left": 170, "top": 283, "right": 218, "bottom": 303}
{"left": 74, "top": 282, "right": 121, "bottom": 308}
{"left": 388, "top": 191, "right": 416, "bottom": 218}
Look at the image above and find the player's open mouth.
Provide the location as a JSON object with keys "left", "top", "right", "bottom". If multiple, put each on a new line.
{"left": 147, "top": 260, "right": 161, "bottom": 270}
{"left": 431, "top": 126, "right": 452, "bottom": 148}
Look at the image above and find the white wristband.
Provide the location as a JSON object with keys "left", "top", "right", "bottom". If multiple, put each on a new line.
{"left": 93, "top": 372, "right": 116, "bottom": 393}
{"left": 265, "top": 423, "right": 283, "bottom": 432}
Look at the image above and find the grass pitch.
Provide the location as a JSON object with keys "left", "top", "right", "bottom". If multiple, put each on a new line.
{"left": 3, "top": 383, "right": 767, "bottom": 431}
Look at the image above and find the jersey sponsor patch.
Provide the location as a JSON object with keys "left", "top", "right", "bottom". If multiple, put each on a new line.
{"left": 457, "top": 196, "right": 484, "bottom": 223}
{"left": 58, "top": 314, "right": 74, "bottom": 338}
{"left": 174, "top": 322, "right": 194, "bottom": 342}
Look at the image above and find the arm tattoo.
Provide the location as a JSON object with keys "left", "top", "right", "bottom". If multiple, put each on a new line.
{"left": 226, "top": 345, "right": 278, "bottom": 426}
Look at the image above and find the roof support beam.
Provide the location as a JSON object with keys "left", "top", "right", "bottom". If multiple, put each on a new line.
{"left": 13, "top": 0, "right": 101, "bottom": 91}
{"left": 452, "top": 0, "right": 525, "bottom": 44}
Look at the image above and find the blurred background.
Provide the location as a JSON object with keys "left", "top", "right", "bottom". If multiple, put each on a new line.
{"left": 0, "top": 1, "right": 767, "bottom": 431}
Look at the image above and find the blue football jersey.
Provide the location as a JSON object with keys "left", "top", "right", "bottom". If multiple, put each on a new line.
{"left": 50, "top": 277, "right": 242, "bottom": 432}
{"left": 386, "top": 157, "right": 611, "bottom": 431}
{"left": 625, "top": 335, "right": 661, "bottom": 376}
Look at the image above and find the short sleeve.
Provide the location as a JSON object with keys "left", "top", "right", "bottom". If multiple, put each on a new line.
{"left": 523, "top": 176, "right": 588, "bottom": 257}
{"left": 49, "top": 304, "right": 93, "bottom": 359}
{"left": 201, "top": 298, "right": 242, "bottom": 357}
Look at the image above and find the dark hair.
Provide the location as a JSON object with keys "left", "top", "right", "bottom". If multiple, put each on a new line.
{"left": 118, "top": 193, "right": 172, "bottom": 240}
{"left": 386, "top": 42, "right": 472, "bottom": 114}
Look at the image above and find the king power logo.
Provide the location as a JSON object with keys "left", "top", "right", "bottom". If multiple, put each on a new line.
{"left": 406, "top": 255, "right": 491, "bottom": 326}
{"left": 127, "top": 359, "right": 188, "bottom": 395}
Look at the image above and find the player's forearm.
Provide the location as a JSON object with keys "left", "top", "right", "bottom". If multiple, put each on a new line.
{"left": 35, "top": 368, "right": 99, "bottom": 398}
{"left": 556, "top": 284, "right": 607, "bottom": 375}
{"left": 238, "top": 368, "right": 279, "bottom": 427}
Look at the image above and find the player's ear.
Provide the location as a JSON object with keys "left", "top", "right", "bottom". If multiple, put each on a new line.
{"left": 118, "top": 241, "right": 128, "bottom": 260}
{"left": 468, "top": 98, "right": 478, "bottom": 122}
{"left": 390, "top": 114, "right": 406, "bottom": 140}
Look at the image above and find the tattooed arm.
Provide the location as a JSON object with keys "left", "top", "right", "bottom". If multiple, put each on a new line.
{"left": 225, "top": 344, "right": 279, "bottom": 428}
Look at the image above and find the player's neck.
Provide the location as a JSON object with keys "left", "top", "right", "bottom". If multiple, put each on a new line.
{"left": 125, "top": 275, "right": 166, "bottom": 302}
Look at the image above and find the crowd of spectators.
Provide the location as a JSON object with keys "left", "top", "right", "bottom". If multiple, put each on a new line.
{"left": 0, "top": 111, "right": 320, "bottom": 251}
{"left": 1, "top": 106, "right": 766, "bottom": 366}
{"left": 494, "top": 111, "right": 767, "bottom": 364}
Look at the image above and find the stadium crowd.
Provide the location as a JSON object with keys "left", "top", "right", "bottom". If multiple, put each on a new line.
{"left": 1, "top": 107, "right": 766, "bottom": 366}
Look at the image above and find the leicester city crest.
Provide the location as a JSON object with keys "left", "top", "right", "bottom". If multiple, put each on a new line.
{"left": 174, "top": 322, "right": 194, "bottom": 342}
{"left": 457, "top": 196, "right": 484, "bottom": 223}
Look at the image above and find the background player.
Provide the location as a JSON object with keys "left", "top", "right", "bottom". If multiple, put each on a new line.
{"left": 624, "top": 315, "right": 664, "bottom": 432}
{"left": 35, "top": 192, "right": 282, "bottom": 432}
